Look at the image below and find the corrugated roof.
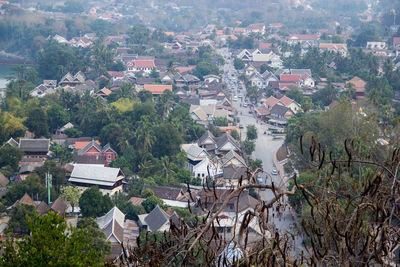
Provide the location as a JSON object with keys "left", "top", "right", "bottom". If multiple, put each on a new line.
{"left": 144, "top": 205, "right": 169, "bottom": 232}
{"left": 69, "top": 164, "right": 123, "bottom": 184}
{"left": 19, "top": 139, "right": 50, "bottom": 153}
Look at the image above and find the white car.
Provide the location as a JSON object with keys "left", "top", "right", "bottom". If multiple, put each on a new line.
{"left": 271, "top": 169, "right": 278, "bottom": 175}
{"left": 233, "top": 96, "right": 238, "bottom": 101}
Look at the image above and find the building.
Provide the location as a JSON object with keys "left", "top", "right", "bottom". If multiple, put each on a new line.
{"left": 346, "top": 76, "right": 366, "bottom": 99}
{"left": 68, "top": 164, "right": 125, "bottom": 195}
{"left": 74, "top": 140, "right": 118, "bottom": 166}
{"left": 319, "top": 43, "right": 348, "bottom": 56}
{"left": 126, "top": 60, "right": 155, "bottom": 74}
{"left": 142, "top": 84, "right": 172, "bottom": 95}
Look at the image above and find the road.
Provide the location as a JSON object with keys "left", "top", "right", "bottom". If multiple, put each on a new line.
{"left": 218, "top": 48, "right": 305, "bottom": 256}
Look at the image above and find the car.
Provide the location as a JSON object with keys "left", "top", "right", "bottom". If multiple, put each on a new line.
{"left": 239, "top": 124, "right": 244, "bottom": 129}
{"left": 271, "top": 169, "right": 278, "bottom": 175}
{"left": 233, "top": 96, "right": 238, "bottom": 101}
{"left": 243, "top": 103, "right": 248, "bottom": 107}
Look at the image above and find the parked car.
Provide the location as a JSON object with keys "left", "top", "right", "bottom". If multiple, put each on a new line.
{"left": 271, "top": 169, "right": 278, "bottom": 175}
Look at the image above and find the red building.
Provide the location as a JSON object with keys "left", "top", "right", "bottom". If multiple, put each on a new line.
{"left": 74, "top": 140, "right": 118, "bottom": 166}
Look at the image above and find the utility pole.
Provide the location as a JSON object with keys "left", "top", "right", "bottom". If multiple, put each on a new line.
{"left": 46, "top": 172, "right": 52, "bottom": 205}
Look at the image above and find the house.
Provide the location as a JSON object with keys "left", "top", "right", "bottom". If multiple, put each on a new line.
{"left": 96, "top": 206, "right": 126, "bottom": 260}
{"left": 50, "top": 198, "right": 68, "bottom": 216}
{"left": 142, "top": 84, "right": 172, "bottom": 95}
{"left": 181, "top": 143, "right": 210, "bottom": 164}
{"left": 255, "top": 106, "right": 271, "bottom": 120}
{"left": 203, "top": 74, "right": 220, "bottom": 83}
{"left": 30, "top": 80, "right": 58, "bottom": 98}
{"left": 138, "top": 205, "right": 181, "bottom": 232}
{"left": 264, "top": 96, "right": 280, "bottom": 109}
{"left": 96, "top": 87, "right": 112, "bottom": 98}
{"left": 245, "top": 64, "right": 257, "bottom": 76}
{"left": 279, "top": 95, "right": 301, "bottom": 113}
{"left": 319, "top": 43, "right": 348, "bottom": 56}
{"left": 252, "top": 51, "right": 283, "bottom": 68}
{"left": 12, "top": 193, "right": 67, "bottom": 217}
{"left": 198, "top": 189, "right": 258, "bottom": 215}
{"left": 107, "top": 71, "right": 125, "bottom": 81}
{"left": 18, "top": 139, "right": 50, "bottom": 164}
{"left": 68, "top": 164, "right": 125, "bottom": 195}
{"left": 287, "top": 34, "right": 319, "bottom": 48}
{"left": 248, "top": 71, "right": 265, "bottom": 88}
{"left": 268, "top": 105, "right": 294, "bottom": 126}
{"left": 218, "top": 165, "right": 248, "bottom": 186}
{"left": 259, "top": 42, "right": 272, "bottom": 50}
{"left": 96, "top": 206, "right": 125, "bottom": 244}
{"left": 141, "top": 185, "right": 194, "bottom": 208}
{"left": 198, "top": 131, "right": 217, "bottom": 154}
{"left": 174, "top": 73, "right": 201, "bottom": 86}
{"left": 393, "top": 37, "right": 400, "bottom": 51}
{"left": 74, "top": 140, "right": 118, "bottom": 166}
{"left": 126, "top": 60, "right": 155, "bottom": 74}
{"left": 69, "top": 37, "right": 93, "bottom": 48}
{"left": 192, "top": 157, "right": 223, "bottom": 184}
{"left": 55, "top": 122, "right": 74, "bottom": 136}
{"left": 346, "top": 76, "right": 366, "bottom": 98}
{"left": 221, "top": 150, "right": 246, "bottom": 168}
{"left": 247, "top": 23, "right": 266, "bottom": 34}
{"left": 366, "top": 41, "right": 387, "bottom": 50}
{"left": 216, "top": 133, "right": 240, "bottom": 155}
{"left": 280, "top": 74, "right": 301, "bottom": 85}
{"left": 59, "top": 72, "right": 85, "bottom": 87}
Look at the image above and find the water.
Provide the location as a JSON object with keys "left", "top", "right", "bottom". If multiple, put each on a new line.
{"left": 0, "top": 65, "right": 15, "bottom": 88}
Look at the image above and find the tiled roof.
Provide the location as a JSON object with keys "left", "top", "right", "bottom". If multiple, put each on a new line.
{"left": 279, "top": 95, "right": 294, "bottom": 106}
{"left": 50, "top": 198, "right": 68, "bottom": 215}
{"left": 143, "top": 84, "right": 172, "bottom": 95}
{"left": 75, "top": 140, "right": 100, "bottom": 150}
{"left": 19, "top": 139, "right": 50, "bottom": 153}
{"left": 264, "top": 96, "right": 280, "bottom": 107}
{"left": 107, "top": 71, "right": 124, "bottom": 77}
{"left": 256, "top": 107, "right": 270, "bottom": 116}
{"left": 259, "top": 42, "right": 272, "bottom": 49}
{"left": 346, "top": 76, "right": 366, "bottom": 93}
{"left": 69, "top": 164, "right": 124, "bottom": 187}
{"left": 393, "top": 37, "right": 400, "bottom": 45}
{"left": 144, "top": 205, "right": 169, "bottom": 232}
{"left": 129, "top": 197, "right": 145, "bottom": 206}
{"left": 280, "top": 74, "right": 301, "bottom": 83}
{"left": 133, "top": 60, "right": 155, "bottom": 68}
{"left": 319, "top": 43, "right": 348, "bottom": 51}
{"left": 288, "top": 34, "right": 318, "bottom": 41}
{"left": 14, "top": 193, "right": 36, "bottom": 207}
{"left": 96, "top": 206, "right": 125, "bottom": 244}
{"left": 142, "top": 185, "right": 184, "bottom": 201}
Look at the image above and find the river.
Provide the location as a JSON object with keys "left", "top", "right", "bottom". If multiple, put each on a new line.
{"left": 0, "top": 65, "right": 15, "bottom": 88}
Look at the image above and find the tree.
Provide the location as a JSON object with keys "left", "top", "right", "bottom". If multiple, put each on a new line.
{"left": 214, "top": 117, "right": 228, "bottom": 126}
{"left": 25, "top": 107, "right": 49, "bottom": 137}
{"left": 4, "top": 174, "right": 49, "bottom": 206}
{"left": 233, "top": 58, "right": 245, "bottom": 70}
{"left": 60, "top": 186, "right": 80, "bottom": 214}
{"left": 246, "top": 85, "right": 259, "bottom": 103}
{"left": 152, "top": 123, "right": 183, "bottom": 158}
{"left": 47, "top": 104, "right": 69, "bottom": 133}
{"left": 138, "top": 90, "right": 153, "bottom": 103}
{"left": 1, "top": 212, "right": 106, "bottom": 266}
{"left": 243, "top": 139, "right": 255, "bottom": 155}
{"left": 246, "top": 125, "right": 257, "bottom": 140}
{"left": 79, "top": 187, "right": 113, "bottom": 218}
{"left": 7, "top": 204, "right": 36, "bottom": 235}
{"left": 248, "top": 158, "right": 263, "bottom": 171}
{"left": 76, "top": 217, "right": 111, "bottom": 255}
{"left": 0, "top": 145, "right": 23, "bottom": 173}
{"left": 35, "top": 161, "right": 66, "bottom": 194}
{"left": 141, "top": 196, "right": 166, "bottom": 213}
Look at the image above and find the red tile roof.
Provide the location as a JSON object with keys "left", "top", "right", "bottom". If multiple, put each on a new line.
{"left": 98, "top": 87, "right": 112, "bottom": 96}
{"left": 176, "top": 65, "right": 196, "bottom": 73}
{"left": 393, "top": 37, "right": 400, "bottom": 45}
{"left": 264, "top": 96, "right": 280, "bottom": 107}
{"left": 288, "top": 34, "right": 318, "bottom": 41}
{"left": 346, "top": 76, "right": 366, "bottom": 93}
{"left": 280, "top": 74, "right": 301, "bottom": 83}
{"left": 256, "top": 107, "right": 270, "bottom": 116}
{"left": 134, "top": 60, "right": 155, "bottom": 68}
{"left": 279, "top": 83, "right": 296, "bottom": 91}
{"left": 143, "top": 84, "right": 172, "bottom": 95}
{"left": 247, "top": 23, "right": 265, "bottom": 30}
{"left": 107, "top": 71, "right": 124, "bottom": 77}
{"left": 75, "top": 140, "right": 100, "bottom": 150}
{"left": 279, "top": 95, "right": 294, "bottom": 106}
{"left": 259, "top": 42, "right": 272, "bottom": 49}
{"left": 129, "top": 197, "right": 144, "bottom": 206}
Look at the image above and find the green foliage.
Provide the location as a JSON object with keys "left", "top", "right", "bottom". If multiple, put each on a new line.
{"left": 231, "top": 130, "right": 240, "bottom": 140}
{"left": 4, "top": 174, "right": 50, "bottom": 206}
{"left": 193, "top": 61, "right": 220, "bottom": 80}
{"left": 214, "top": 117, "right": 229, "bottom": 126}
{"left": 246, "top": 85, "right": 259, "bottom": 103}
{"left": 248, "top": 158, "right": 263, "bottom": 171}
{"left": 76, "top": 217, "right": 111, "bottom": 255}
{"left": 47, "top": 104, "right": 69, "bottom": 133}
{"left": 25, "top": 107, "right": 49, "bottom": 137}
{"left": 34, "top": 160, "right": 66, "bottom": 194}
{"left": 79, "top": 187, "right": 113, "bottom": 218}
{"left": 60, "top": 186, "right": 80, "bottom": 213}
{"left": 0, "top": 145, "right": 23, "bottom": 173}
{"left": 246, "top": 125, "right": 257, "bottom": 140}
{"left": 142, "top": 195, "right": 166, "bottom": 213}
{"left": 243, "top": 139, "right": 255, "bottom": 155}
{"left": 233, "top": 58, "right": 245, "bottom": 70}
{"left": 171, "top": 207, "right": 198, "bottom": 226}
{"left": 8, "top": 204, "right": 36, "bottom": 235}
{"left": 1, "top": 211, "right": 106, "bottom": 266}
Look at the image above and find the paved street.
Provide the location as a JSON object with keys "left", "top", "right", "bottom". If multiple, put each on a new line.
{"left": 218, "top": 48, "right": 306, "bottom": 256}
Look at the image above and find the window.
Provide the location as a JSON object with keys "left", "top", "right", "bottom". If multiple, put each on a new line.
{"left": 107, "top": 154, "right": 112, "bottom": 159}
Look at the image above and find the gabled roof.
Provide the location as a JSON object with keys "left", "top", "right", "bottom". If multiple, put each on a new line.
{"left": 5, "top": 137, "right": 18, "bottom": 147}
{"left": 133, "top": 60, "right": 155, "bottom": 68}
{"left": 77, "top": 140, "right": 102, "bottom": 155}
{"left": 142, "top": 185, "right": 184, "bottom": 201}
{"left": 280, "top": 74, "right": 301, "bottom": 83}
{"left": 216, "top": 133, "right": 240, "bottom": 152}
{"left": 290, "top": 69, "right": 312, "bottom": 76}
{"left": 19, "top": 139, "right": 50, "bottom": 153}
{"left": 270, "top": 104, "right": 292, "bottom": 117}
{"left": 221, "top": 150, "right": 246, "bottom": 167}
{"left": 181, "top": 144, "right": 209, "bottom": 161}
{"left": 222, "top": 164, "right": 248, "bottom": 180}
{"left": 13, "top": 193, "right": 36, "bottom": 207}
{"left": 144, "top": 205, "right": 169, "bottom": 232}
{"left": 36, "top": 201, "right": 49, "bottom": 216}
{"left": 97, "top": 206, "right": 125, "bottom": 244}
{"left": 200, "top": 189, "right": 258, "bottom": 213}
{"left": 346, "top": 76, "right": 366, "bottom": 93}
{"left": 143, "top": 84, "right": 172, "bottom": 95}
{"left": 256, "top": 106, "right": 270, "bottom": 116}
{"left": 264, "top": 96, "right": 280, "bottom": 107}
{"left": 69, "top": 164, "right": 124, "bottom": 187}
{"left": 50, "top": 198, "right": 68, "bottom": 215}
{"left": 279, "top": 95, "right": 294, "bottom": 106}
{"left": 198, "top": 131, "right": 216, "bottom": 146}
{"left": 97, "top": 87, "right": 112, "bottom": 96}
{"left": 75, "top": 140, "right": 101, "bottom": 150}
{"left": 129, "top": 197, "right": 145, "bottom": 206}
{"left": 287, "top": 34, "right": 318, "bottom": 41}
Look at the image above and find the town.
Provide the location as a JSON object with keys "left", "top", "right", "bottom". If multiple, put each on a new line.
{"left": 0, "top": 0, "right": 399, "bottom": 265}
